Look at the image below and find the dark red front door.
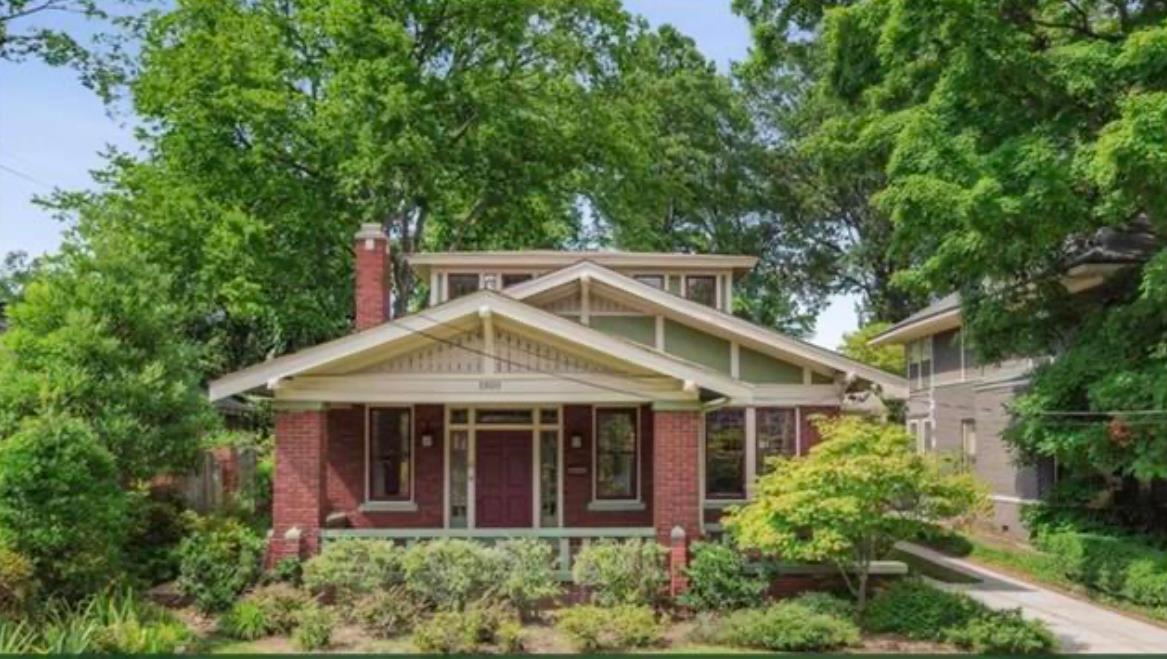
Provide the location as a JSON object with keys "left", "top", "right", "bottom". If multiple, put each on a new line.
{"left": 475, "top": 430, "right": 533, "bottom": 528}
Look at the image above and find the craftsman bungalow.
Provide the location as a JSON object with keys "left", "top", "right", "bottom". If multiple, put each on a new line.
{"left": 208, "top": 224, "right": 906, "bottom": 572}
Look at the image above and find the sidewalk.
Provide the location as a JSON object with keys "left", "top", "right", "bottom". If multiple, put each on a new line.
{"left": 897, "top": 542, "right": 1167, "bottom": 653}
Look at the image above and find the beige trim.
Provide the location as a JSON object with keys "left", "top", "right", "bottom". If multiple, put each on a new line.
{"left": 407, "top": 250, "right": 758, "bottom": 278}
{"left": 364, "top": 404, "right": 416, "bottom": 506}
{"left": 505, "top": 262, "right": 907, "bottom": 397}
{"left": 869, "top": 308, "right": 962, "bottom": 347}
{"left": 209, "top": 289, "right": 751, "bottom": 401}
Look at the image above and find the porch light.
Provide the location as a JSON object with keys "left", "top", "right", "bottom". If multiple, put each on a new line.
{"left": 421, "top": 434, "right": 433, "bottom": 448}
{"left": 571, "top": 434, "right": 583, "bottom": 449}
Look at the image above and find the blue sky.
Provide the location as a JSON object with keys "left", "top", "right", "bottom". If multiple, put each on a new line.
{"left": 0, "top": 0, "right": 860, "bottom": 347}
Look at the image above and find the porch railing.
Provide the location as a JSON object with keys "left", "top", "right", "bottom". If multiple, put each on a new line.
{"left": 319, "top": 526, "right": 657, "bottom": 580}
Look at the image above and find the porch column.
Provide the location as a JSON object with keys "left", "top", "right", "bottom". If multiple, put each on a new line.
{"left": 652, "top": 407, "right": 702, "bottom": 544}
{"left": 269, "top": 404, "right": 329, "bottom": 565}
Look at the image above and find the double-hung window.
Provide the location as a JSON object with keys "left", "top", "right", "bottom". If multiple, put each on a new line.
{"left": 756, "top": 407, "right": 796, "bottom": 472}
{"left": 684, "top": 275, "right": 717, "bottom": 307}
{"left": 595, "top": 408, "right": 638, "bottom": 500}
{"left": 705, "top": 408, "right": 746, "bottom": 499}
{"left": 907, "top": 337, "right": 933, "bottom": 389}
{"left": 368, "top": 407, "right": 412, "bottom": 501}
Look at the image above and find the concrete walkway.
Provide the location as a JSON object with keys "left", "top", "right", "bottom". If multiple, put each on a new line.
{"left": 897, "top": 542, "right": 1167, "bottom": 653}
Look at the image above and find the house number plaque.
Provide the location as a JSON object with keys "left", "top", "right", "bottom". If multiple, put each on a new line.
{"left": 478, "top": 379, "right": 502, "bottom": 390}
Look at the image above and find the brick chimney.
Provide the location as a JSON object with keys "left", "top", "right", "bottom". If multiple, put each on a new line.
{"left": 354, "top": 223, "right": 390, "bottom": 330}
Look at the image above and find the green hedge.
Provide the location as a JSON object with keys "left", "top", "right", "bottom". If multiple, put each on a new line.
{"left": 1037, "top": 530, "right": 1167, "bottom": 607}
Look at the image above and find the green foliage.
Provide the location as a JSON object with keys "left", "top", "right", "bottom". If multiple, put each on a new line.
{"left": 219, "top": 600, "right": 267, "bottom": 641}
{"left": 787, "top": 591, "right": 856, "bottom": 619}
{"left": 353, "top": 586, "right": 421, "bottom": 639}
{"left": 715, "top": 602, "right": 860, "bottom": 651}
{"left": 244, "top": 583, "right": 310, "bottom": 636}
{"left": 123, "top": 487, "right": 189, "bottom": 588}
{"left": 175, "top": 515, "right": 264, "bottom": 613}
{"left": 302, "top": 539, "right": 404, "bottom": 607}
{"left": 496, "top": 619, "right": 525, "bottom": 654}
{"left": 862, "top": 579, "right": 984, "bottom": 640}
{"left": 555, "top": 604, "right": 664, "bottom": 652}
{"left": 945, "top": 608, "right": 1057, "bottom": 655}
{"left": 292, "top": 603, "right": 334, "bottom": 652}
{"left": 401, "top": 539, "right": 502, "bottom": 611}
{"left": 264, "top": 557, "right": 303, "bottom": 588}
{"left": 411, "top": 610, "right": 481, "bottom": 654}
{"left": 1036, "top": 530, "right": 1167, "bottom": 607}
{"left": 570, "top": 538, "right": 669, "bottom": 607}
{"left": 838, "top": 322, "right": 906, "bottom": 374}
{"left": 726, "top": 417, "right": 986, "bottom": 608}
{"left": 0, "top": 414, "right": 128, "bottom": 599}
{"left": 26, "top": 590, "right": 198, "bottom": 655}
{"left": 0, "top": 544, "right": 37, "bottom": 618}
{"left": 0, "top": 243, "right": 214, "bottom": 482}
{"left": 493, "top": 539, "right": 561, "bottom": 617}
{"left": 677, "top": 540, "right": 767, "bottom": 611}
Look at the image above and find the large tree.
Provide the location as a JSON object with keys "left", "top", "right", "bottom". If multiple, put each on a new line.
{"left": 752, "top": 0, "right": 1167, "bottom": 482}
{"left": 50, "top": 0, "right": 802, "bottom": 372}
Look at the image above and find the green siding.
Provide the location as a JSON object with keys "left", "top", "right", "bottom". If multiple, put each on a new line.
{"left": 590, "top": 315, "right": 656, "bottom": 347}
{"left": 664, "top": 320, "right": 731, "bottom": 374}
{"left": 739, "top": 346, "right": 803, "bottom": 384}
{"left": 811, "top": 371, "right": 835, "bottom": 384}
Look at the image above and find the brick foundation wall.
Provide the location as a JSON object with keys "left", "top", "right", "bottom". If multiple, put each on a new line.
{"left": 562, "top": 404, "right": 654, "bottom": 527}
{"left": 271, "top": 409, "right": 329, "bottom": 562}
{"left": 652, "top": 409, "right": 701, "bottom": 544}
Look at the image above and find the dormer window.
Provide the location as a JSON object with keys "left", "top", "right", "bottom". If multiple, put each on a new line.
{"left": 684, "top": 275, "right": 717, "bottom": 307}
{"left": 634, "top": 274, "right": 664, "bottom": 289}
{"left": 448, "top": 274, "right": 480, "bottom": 299}
{"left": 502, "top": 273, "right": 533, "bottom": 288}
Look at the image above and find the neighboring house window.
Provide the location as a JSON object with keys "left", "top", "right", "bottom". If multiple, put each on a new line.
{"left": 447, "top": 274, "right": 480, "bottom": 299}
{"left": 756, "top": 407, "right": 796, "bottom": 473}
{"left": 961, "top": 419, "right": 977, "bottom": 469}
{"left": 368, "top": 407, "right": 411, "bottom": 501}
{"left": 908, "top": 419, "right": 921, "bottom": 453}
{"left": 685, "top": 275, "right": 717, "bottom": 307}
{"left": 634, "top": 274, "right": 665, "bottom": 289}
{"left": 705, "top": 408, "right": 746, "bottom": 499}
{"left": 923, "top": 419, "right": 934, "bottom": 452}
{"left": 502, "top": 273, "right": 533, "bottom": 288}
{"left": 595, "top": 407, "right": 638, "bottom": 499}
{"left": 907, "top": 337, "right": 933, "bottom": 389}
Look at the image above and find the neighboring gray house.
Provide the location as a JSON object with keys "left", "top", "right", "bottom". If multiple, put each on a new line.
{"left": 869, "top": 224, "right": 1158, "bottom": 538}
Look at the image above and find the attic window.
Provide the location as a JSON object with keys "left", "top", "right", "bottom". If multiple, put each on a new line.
{"left": 634, "top": 274, "right": 664, "bottom": 289}
{"left": 685, "top": 275, "right": 717, "bottom": 307}
{"left": 502, "top": 273, "right": 533, "bottom": 288}
{"left": 447, "top": 274, "right": 479, "bottom": 299}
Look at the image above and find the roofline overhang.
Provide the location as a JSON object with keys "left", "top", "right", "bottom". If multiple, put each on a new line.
{"left": 868, "top": 308, "right": 963, "bottom": 347}
{"left": 406, "top": 251, "right": 759, "bottom": 279}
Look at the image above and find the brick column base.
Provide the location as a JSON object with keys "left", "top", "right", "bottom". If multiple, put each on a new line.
{"left": 264, "top": 528, "right": 305, "bottom": 568}
{"left": 653, "top": 408, "right": 701, "bottom": 596}
{"left": 270, "top": 408, "right": 328, "bottom": 564}
{"left": 669, "top": 525, "right": 690, "bottom": 598}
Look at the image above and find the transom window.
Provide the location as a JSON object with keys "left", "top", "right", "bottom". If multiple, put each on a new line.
{"left": 595, "top": 407, "right": 638, "bottom": 500}
{"left": 447, "top": 273, "right": 480, "bottom": 299}
{"left": 685, "top": 275, "right": 717, "bottom": 307}
{"left": 502, "top": 273, "right": 534, "bottom": 288}
{"left": 705, "top": 408, "right": 746, "bottom": 499}
{"left": 368, "top": 407, "right": 412, "bottom": 501}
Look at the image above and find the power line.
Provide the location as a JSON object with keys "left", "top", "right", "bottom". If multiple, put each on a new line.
{"left": 0, "top": 161, "right": 54, "bottom": 189}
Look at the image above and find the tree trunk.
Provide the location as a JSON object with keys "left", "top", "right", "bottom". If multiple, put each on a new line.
{"left": 856, "top": 567, "right": 870, "bottom": 612}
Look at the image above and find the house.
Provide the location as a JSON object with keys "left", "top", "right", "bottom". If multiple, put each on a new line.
{"left": 208, "top": 224, "right": 906, "bottom": 573}
{"left": 868, "top": 224, "right": 1157, "bottom": 538}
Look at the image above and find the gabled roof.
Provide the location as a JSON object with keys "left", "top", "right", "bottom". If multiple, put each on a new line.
{"left": 505, "top": 261, "right": 908, "bottom": 397}
{"left": 407, "top": 250, "right": 759, "bottom": 281}
{"left": 208, "top": 289, "right": 752, "bottom": 402}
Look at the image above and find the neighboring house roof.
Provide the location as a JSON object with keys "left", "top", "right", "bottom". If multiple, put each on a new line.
{"left": 407, "top": 250, "right": 759, "bottom": 280}
{"left": 504, "top": 261, "right": 908, "bottom": 397}
{"left": 209, "top": 288, "right": 753, "bottom": 402}
{"left": 870, "top": 221, "right": 1160, "bottom": 347}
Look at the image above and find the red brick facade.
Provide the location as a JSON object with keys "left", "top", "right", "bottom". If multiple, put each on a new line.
{"left": 562, "top": 404, "right": 654, "bottom": 527}
{"left": 354, "top": 224, "right": 390, "bottom": 331}
{"left": 651, "top": 409, "right": 702, "bottom": 544}
{"left": 798, "top": 405, "right": 841, "bottom": 454}
{"left": 270, "top": 409, "right": 329, "bottom": 563}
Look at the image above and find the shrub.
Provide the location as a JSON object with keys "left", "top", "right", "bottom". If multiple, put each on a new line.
{"left": 292, "top": 604, "right": 334, "bottom": 651}
{"left": 862, "top": 579, "right": 984, "bottom": 640}
{"left": 787, "top": 591, "right": 855, "bottom": 619}
{"left": 678, "top": 540, "right": 767, "bottom": 611}
{"left": 123, "top": 487, "right": 188, "bottom": 587}
{"left": 0, "top": 415, "right": 128, "bottom": 599}
{"left": 555, "top": 605, "right": 663, "bottom": 651}
{"left": 219, "top": 600, "right": 267, "bottom": 640}
{"left": 175, "top": 514, "right": 264, "bottom": 613}
{"left": 411, "top": 610, "right": 480, "bottom": 654}
{"left": 354, "top": 586, "right": 421, "bottom": 638}
{"left": 496, "top": 620, "right": 524, "bottom": 653}
{"left": 264, "top": 556, "right": 303, "bottom": 587}
{"left": 246, "top": 583, "right": 310, "bottom": 635}
{"left": 402, "top": 539, "right": 503, "bottom": 611}
{"left": 0, "top": 544, "right": 37, "bottom": 617}
{"left": 494, "top": 539, "right": 560, "bottom": 616}
{"left": 946, "top": 609, "right": 1057, "bottom": 654}
{"left": 717, "top": 602, "right": 860, "bottom": 651}
{"left": 1037, "top": 530, "right": 1167, "bottom": 607}
{"left": 570, "top": 539, "right": 668, "bottom": 606}
{"left": 303, "top": 539, "right": 404, "bottom": 607}
{"left": 83, "top": 590, "right": 196, "bottom": 654}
